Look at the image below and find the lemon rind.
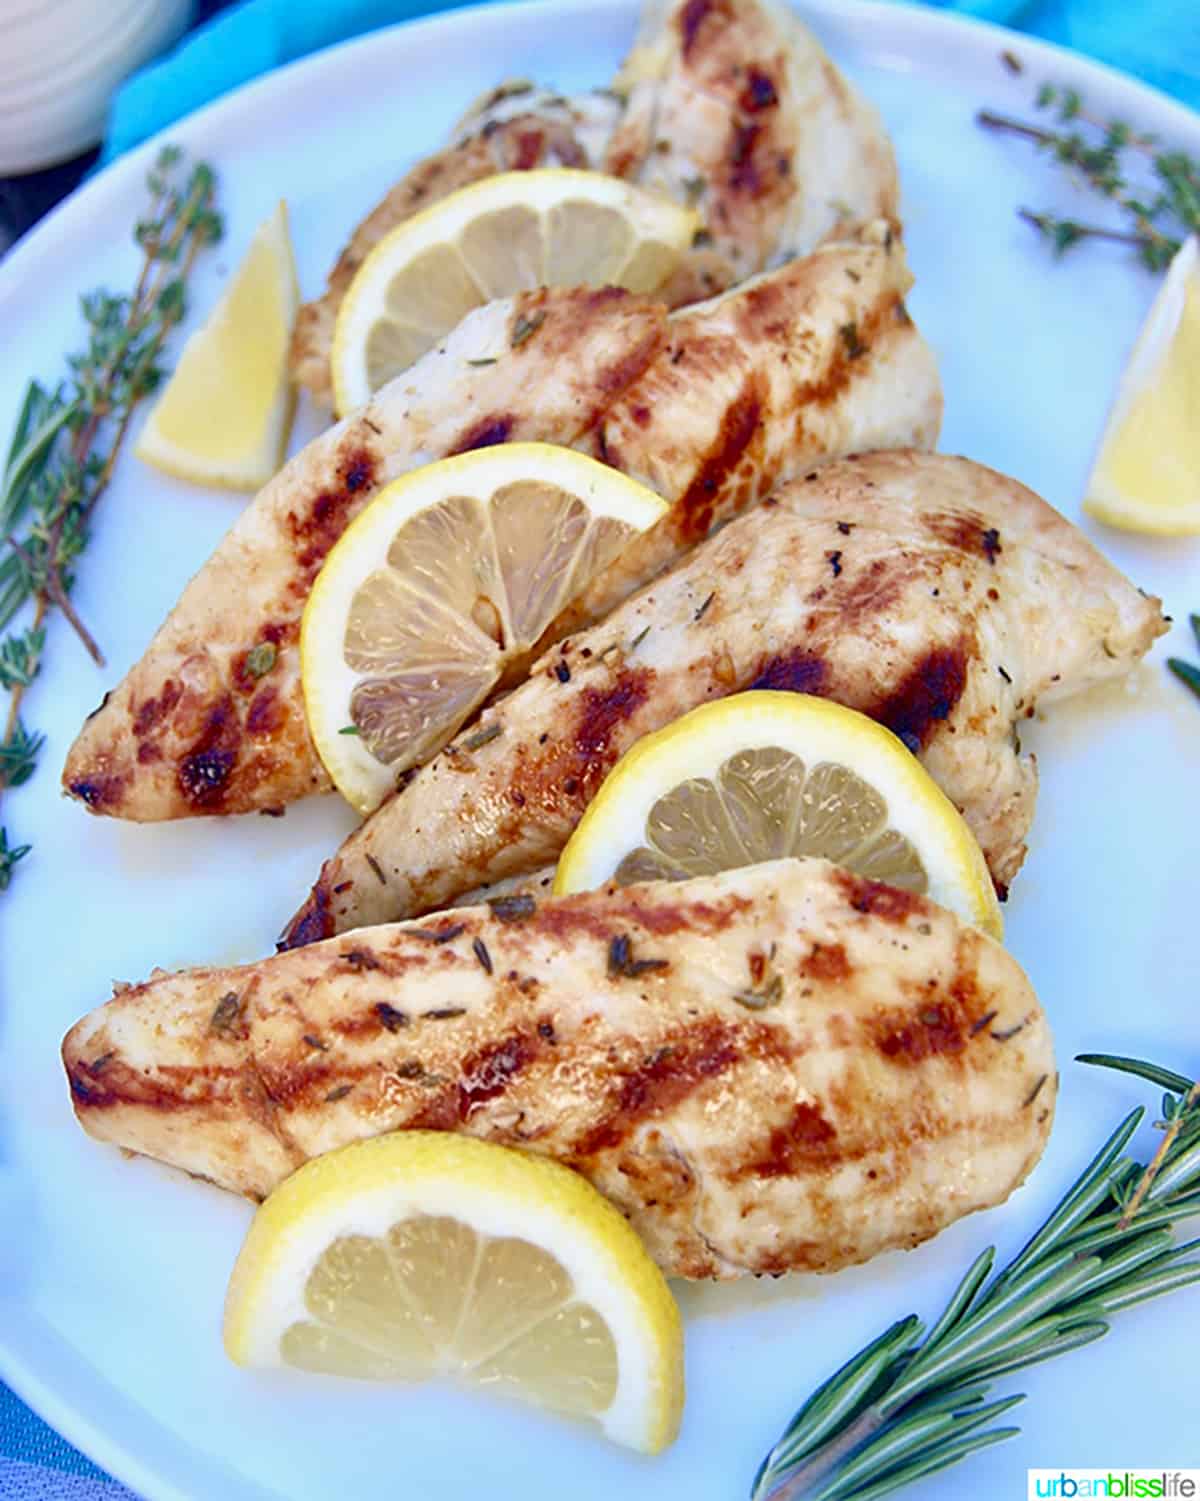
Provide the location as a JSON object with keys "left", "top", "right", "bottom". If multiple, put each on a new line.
{"left": 223, "top": 1131, "right": 683, "bottom": 1452}
{"left": 331, "top": 169, "right": 698, "bottom": 414}
{"left": 554, "top": 691, "right": 1001, "bottom": 939}
{"left": 302, "top": 444, "right": 668, "bottom": 815}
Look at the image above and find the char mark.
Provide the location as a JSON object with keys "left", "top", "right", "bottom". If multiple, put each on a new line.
{"left": 750, "top": 648, "right": 827, "bottom": 696}
{"left": 287, "top": 445, "right": 379, "bottom": 576}
{"left": 869, "top": 640, "right": 969, "bottom": 753}
{"left": 451, "top": 415, "right": 514, "bottom": 454}
{"left": 740, "top": 1101, "right": 838, "bottom": 1178}
{"left": 871, "top": 999, "right": 967, "bottom": 1064}
{"left": 834, "top": 868, "right": 923, "bottom": 925}
{"left": 673, "top": 375, "right": 765, "bottom": 543}
{"left": 572, "top": 667, "right": 654, "bottom": 787}
{"left": 68, "top": 772, "right": 129, "bottom": 811}
{"left": 277, "top": 882, "right": 335, "bottom": 951}
{"left": 573, "top": 1019, "right": 740, "bottom": 1157}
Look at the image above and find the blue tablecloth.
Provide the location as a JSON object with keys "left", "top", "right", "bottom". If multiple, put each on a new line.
{"left": 5, "top": 0, "right": 1198, "bottom": 1494}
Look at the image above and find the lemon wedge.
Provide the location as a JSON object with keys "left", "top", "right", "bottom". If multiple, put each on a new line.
{"left": 135, "top": 200, "right": 298, "bottom": 491}
{"left": 223, "top": 1132, "right": 684, "bottom": 1454}
{"left": 302, "top": 442, "right": 667, "bottom": 813}
{"left": 1084, "top": 235, "right": 1200, "bottom": 535}
{"left": 555, "top": 691, "right": 1002, "bottom": 939}
{"left": 331, "top": 169, "right": 699, "bottom": 413}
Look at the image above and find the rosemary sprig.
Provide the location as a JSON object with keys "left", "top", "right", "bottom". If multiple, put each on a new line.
{"left": 1166, "top": 613, "right": 1200, "bottom": 706}
{"left": 0, "top": 147, "right": 221, "bottom": 893}
{"left": 752, "top": 1054, "right": 1200, "bottom": 1501}
{"left": 978, "top": 83, "right": 1200, "bottom": 270}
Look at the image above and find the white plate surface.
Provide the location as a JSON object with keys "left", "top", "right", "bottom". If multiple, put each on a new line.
{"left": 1, "top": 3, "right": 1198, "bottom": 1498}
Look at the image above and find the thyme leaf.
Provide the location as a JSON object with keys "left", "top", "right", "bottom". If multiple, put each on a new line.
{"left": 0, "top": 147, "right": 221, "bottom": 893}
{"left": 752, "top": 1054, "right": 1200, "bottom": 1501}
{"left": 978, "top": 85, "right": 1199, "bottom": 270}
{"left": 511, "top": 310, "right": 546, "bottom": 348}
{"left": 1166, "top": 614, "right": 1200, "bottom": 706}
{"left": 244, "top": 641, "right": 277, "bottom": 678}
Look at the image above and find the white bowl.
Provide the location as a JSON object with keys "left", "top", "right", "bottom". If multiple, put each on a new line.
{"left": 0, "top": 0, "right": 193, "bottom": 173}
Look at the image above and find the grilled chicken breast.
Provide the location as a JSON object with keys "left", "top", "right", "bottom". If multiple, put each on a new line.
{"left": 291, "top": 0, "right": 900, "bottom": 405}
{"left": 283, "top": 451, "right": 1165, "bottom": 945}
{"left": 63, "top": 859, "right": 1055, "bottom": 1279}
{"left": 555, "top": 222, "right": 933, "bottom": 640}
{"left": 63, "top": 241, "right": 939, "bottom": 824}
{"left": 290, "top": 86, "right": 624, "bottom": 406}
{"left": 605, "top": 0, "right": 898, "bottom": 278}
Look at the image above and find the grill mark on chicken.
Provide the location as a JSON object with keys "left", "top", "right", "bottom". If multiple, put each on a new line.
{"left": 868, "top": 637, "right": 971, "bottom": 753}
{"left": 132, "top": 680, "right": 182, "bottom": 735}
{"left": 66, "top": 771, "right": 129, "bottom": 811}
{"left": 870, "top": 999, "right": 968, "bottom": 1064}
{"left": 834, "top": 868, "right": 924, "bottom": 924}
{"left": 573, "top": 666, "right": 655, "bottom": 776}
{"left": 787, "top": 291, "right": 905, "bottom": 445}
{"left": 749, "top": 646, "right": 827, "bottom": 694}
{"left": 673, "top": 373, "right": 766, "bottom": 541}
{"left": 451, "top": 415, "right": 514, "bottom": 453}
{"left": 177, "top": 695, "right": 240, "bottom": 808}
{"left": 740, "top": 68, "right": 780, "bottom": 111}
{"left": 799, "top": 941, "right": 851, "bottom": 983}
{"left": 63, "top": 860, "right": 1057, "bottom": 1279}
{"left": 285, "top": 444, "right": 379, "bottom": 579}
{"left": 740, "top": 1100, "right": 838, "bottom": 1177}
{"left": 573, "top": 1019, "right": 744, "bottom": 1156}
{"left": 679, "top": 0, "right": 722, "bottom": 56}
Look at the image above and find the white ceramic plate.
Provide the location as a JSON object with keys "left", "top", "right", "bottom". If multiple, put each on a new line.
{"left": 1, "top": 4, "right": 1197, "bottom": 1498}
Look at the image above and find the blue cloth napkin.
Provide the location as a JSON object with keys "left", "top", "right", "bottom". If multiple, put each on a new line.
{"left": 102, "top": 0, "right": 1198, "bottom": 162}
{"left": 7, "top": 0, "right": 1197, "bottom": 1496}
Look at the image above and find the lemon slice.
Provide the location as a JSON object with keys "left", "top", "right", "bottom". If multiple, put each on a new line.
{"left": 223, "top": 1132, "right": 684, "bottom": 1454}
{"left": 555, "top": 691, "right": 1001, "bottom": 938}
{"left": 331, "top": 169, "right": 699, "bottom": 413}
{"left": 1084, "top": 235, "right": 1200, "bottom": 535}
{"left": 135, "top": 200, "right": 299, "bottom": 491}
{"left": 302, "top": 442, "right": 667, "bottom": 813}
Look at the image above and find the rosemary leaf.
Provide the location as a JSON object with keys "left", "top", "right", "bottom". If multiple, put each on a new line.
{"left": 753, "top": 1059, "right": 1200, "bottom": 1501}
{"left": 1078, "top": 1052, "right": 1195, "bottom": 1094}
{"left": 819, "top": 1428, "right": 1021, "bottom": 1501}
{"left": 946, "top": 1318, "right": 1108, "bottom": 1388}
{"left": 820, "top": 1394, "right": 1025, "bottom": 1501}
{"left": 754, "top": 1317, "right": 923, "bottom": 1485}
{"left": 921, "top": 1247, "right": 995, "bottom": 1349}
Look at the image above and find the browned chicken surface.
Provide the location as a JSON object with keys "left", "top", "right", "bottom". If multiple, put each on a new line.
{"left": 290, "top": 86, "right": 625, "bottom": 405}
{"left": 63, "top": 859, "right": 1055, "bottom": 1279}
{"left": 63, "top": 240, "right": 938, "bottom": 823}
{"left": 290, "top": 0, "right": 900, "bottom": 404}
{"left": 605, "top": 0, "right": 899, "bottom": 277}
{"left": 282, "top": 451, "right": 1166, "bottom": 946}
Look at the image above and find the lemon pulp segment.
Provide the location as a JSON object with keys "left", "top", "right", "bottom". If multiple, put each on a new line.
{"left": 223, "top": 1132, "right": 684, "bottom": 1453}
{"left": 331, "top": 169, "right": 698, "bottom": 412}
{"left": 301, "top": 443, "right": 667, "bottom": 812}
{"left": 135, "top": 200, "right": 298, "bottom": 490}
{"left": 1085, "top": 235, "right": 1200, "bottom": 535}
{"left": 555, "top": 691, "right": 1001, "bottom": 938}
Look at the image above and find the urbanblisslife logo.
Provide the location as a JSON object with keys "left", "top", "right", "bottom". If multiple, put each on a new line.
{"left": 1029, "top": 1473, "right": 1200, "bottom": 1499}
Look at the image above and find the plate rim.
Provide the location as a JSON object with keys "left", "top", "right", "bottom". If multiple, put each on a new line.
{"left": 1, "top": 0, "right": 1197, "bottom": 1494}
{"left": 1, "top": 0, "right": 1198, "bottom": 303}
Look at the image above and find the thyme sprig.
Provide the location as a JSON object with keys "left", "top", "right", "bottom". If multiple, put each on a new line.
{"left": 1166, "top": 613, "right": 1200, "bottom": 706}
{"left": 752, "top": 1054, "right": 1200, "bottom": 1501}
{"left": 978, "top": 83, "right": 1200, "bottom": 270}
{"left": 0, "top": 147, "right": 221, "bottom": 893}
